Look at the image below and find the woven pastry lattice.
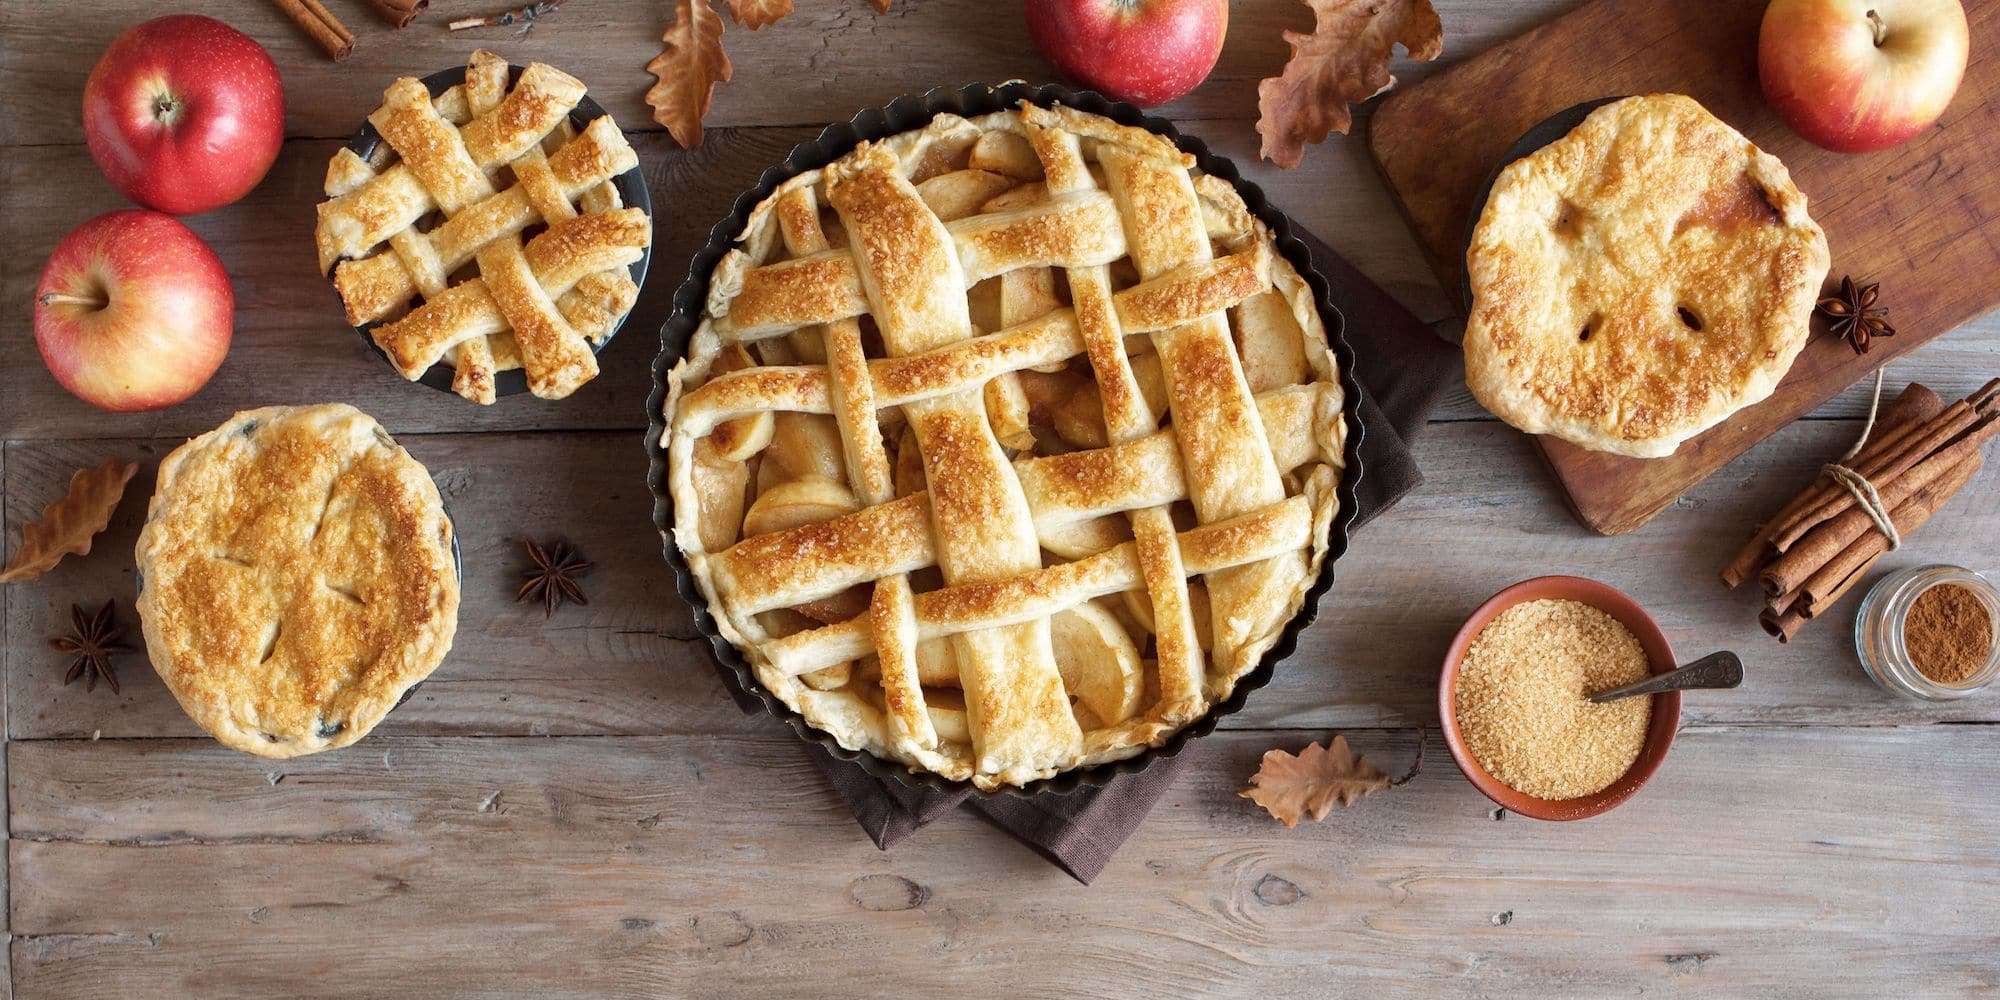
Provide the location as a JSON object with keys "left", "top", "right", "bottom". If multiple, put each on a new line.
{"left": 667, "top": 102, "right": 1347, "bottom": 789}
{"left": 316, "top": 50, "right": 651, "bottom": 404}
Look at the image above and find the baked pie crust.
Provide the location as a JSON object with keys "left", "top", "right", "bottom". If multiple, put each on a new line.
{"left": 1464, "top": 94, "right": 1830, "bottom": 458}
{"left": 664, "top": 102, "right": 1348, "bottom": 789}
{"left": 136, "top": 404, "right": 460, "bottom": 758}
{"left": 315, "top": 50, "right": 651, "bottom": 404}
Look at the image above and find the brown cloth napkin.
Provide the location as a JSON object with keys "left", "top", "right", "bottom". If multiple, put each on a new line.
{"left": 729, "top": 228, "right": 1461, "bottom": 883}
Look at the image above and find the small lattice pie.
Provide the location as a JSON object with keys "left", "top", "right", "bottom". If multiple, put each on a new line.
{"left": 316, "top": 50, "right": 651, "bottom": 404}
{"left": 1464, "top": 94, "right": 1830, "bottom": 458}
{"left": 664, "top": 102, "right": 1349, "bottom": 789}
{"left": 136, "top": 404, "right": 460, "bottom": 758}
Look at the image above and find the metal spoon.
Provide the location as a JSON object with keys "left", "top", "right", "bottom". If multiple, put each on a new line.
{"left": 1588, "top": 651, "right": 1744, "bottom": 704}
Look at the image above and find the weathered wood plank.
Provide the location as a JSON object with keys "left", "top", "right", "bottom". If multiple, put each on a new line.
{"left": 1, "top": 433, "right": 734, "bottom": 744}
{"left": 0, "top": 439, "right": 9, "bottom": 958}
{"left": 0, "top": 129, "right": 805, "bottom": 441}
{"left": 7, "top": 420, "right": 1997, "bottom": 745}
{"left": 0, "top": 122, "right": 1477, "bottom": 440}
{"left": 9, "top": 728, "right": 2000, "bottom": 998}
{"left": 0, "top": 1, "right": 1587, "bottom": 142}
{"left": 5, "top": 127, "right": 1992, "bottom": 444}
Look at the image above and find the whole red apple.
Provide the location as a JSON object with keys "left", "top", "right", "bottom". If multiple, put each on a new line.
{"left": 1759, "top": 0, "right": 1967, "bottom": 153}
{"left": 83, "top": 14, "right": 284, "bottom": 215}
{"left": 35, "top": 211, "right": 234, "bottom": 412}
{"left": 1025, "top": 0, "right": 1228, "bottom": 108}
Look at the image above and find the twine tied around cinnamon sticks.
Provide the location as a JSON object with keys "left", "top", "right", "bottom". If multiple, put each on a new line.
{"left": 1820, "top": 371, "right": 1902, "bottom": 552}
{"left": 1722, "top": 376, "right": 2000, "bottom": 642}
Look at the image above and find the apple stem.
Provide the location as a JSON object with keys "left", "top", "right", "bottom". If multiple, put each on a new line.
{"left": 1866, "top": 9, "right": 1886, "bottom": 47}
{"left": 38, "top": 291, "right": 106, "bottom": 310}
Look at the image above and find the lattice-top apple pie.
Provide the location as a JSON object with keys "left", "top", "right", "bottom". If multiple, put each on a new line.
{"left": 316, "top": 50, "right": 651, "bottom": 404}
{"left": 136, "top": 404, "right": 460, "bottom": 758}
{"left": 664, "top": 103, "right": 1349, "bottom": 789}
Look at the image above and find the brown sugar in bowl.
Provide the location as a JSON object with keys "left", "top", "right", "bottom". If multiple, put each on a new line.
{"left": 1438, "top": 575, "right": 1682, "bottom": 821}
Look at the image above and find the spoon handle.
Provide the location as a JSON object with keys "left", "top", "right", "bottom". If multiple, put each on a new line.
{"left": 1589, "top": 651, "right": 1743, "bottom": 704}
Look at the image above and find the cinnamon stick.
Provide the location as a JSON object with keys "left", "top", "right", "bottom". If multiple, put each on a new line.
{"left": 1800, "top": 452, "right": 1983, "bottom": 604}
{"left": 1769, "top": 402, "right": 1983, "bottom": 551}
{"left": 1761, "top": 413, "right": 2000, "bottom": 596}
{"left": 1720, "top": 383, "right": 1942, "bottom": 588}
{"left": 1769, "top": 377, "right": 2000, "bottom": 549}
{"left": 369, "top": 0, "right": 428, "bottom": 28}
{"left": 273, "top": 0, "right": 354, "bottom": 60}
{"left": 1759, "top": 455, "right": 1982, "bottom": 642}
{"left": 1762, "top": 553, "right": 1879, "bottom": 641}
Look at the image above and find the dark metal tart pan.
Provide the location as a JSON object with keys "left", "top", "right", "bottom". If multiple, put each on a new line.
{"left": 330, "top": 62, "right": 654, "bottom": 399}
{"left": 1458, "top": 96, "right": 1624, "bottom": 315}
{"left": 645, "top": 82, "right": 1366, "bottom": 797}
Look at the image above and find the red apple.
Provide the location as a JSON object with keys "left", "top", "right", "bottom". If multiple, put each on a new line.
{"left": 1759, "top": 0, "right": 1968, "bottom": 153}
{"left": 34, "top": 210, "right": 233, "bottom": 412}
{"left": 83, "top": 14, "right": 284, "bottom": 215}
{"left": 1025, "top": 0, "right": 1228, "bottom": 108}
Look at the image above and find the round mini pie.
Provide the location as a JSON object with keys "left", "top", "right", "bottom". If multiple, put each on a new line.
{"left": 314, "top": 49, "right": 652, "bottom": 405}
{"left": 136, "top": 404, "right": 459, "bottom": 758}
{"left": 664, "top": 102, "right": 1349, "bottom": 790}
{"left": 1463, "top": 93, "right": 1830, "bottom": 458}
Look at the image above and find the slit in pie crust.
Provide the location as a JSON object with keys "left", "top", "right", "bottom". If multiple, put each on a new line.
{"left": 136, "top": 404, "right": 460, "bottom": 758}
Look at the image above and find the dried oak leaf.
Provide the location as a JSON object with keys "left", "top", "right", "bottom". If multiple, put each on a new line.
{"left": 1240, "top": 735, "right": 1389, "bottom": 827}
{"left": 0, "top": 460, "right": 139, "bottom": 584}
{"left": 728, "top": 0, "right": 793, "bottom": 29}
{"left": 1256, "top": 0, "right": 1443, "bottom": 169}
{"left": 647, "top": 0, "right": 733, "bottom": 149}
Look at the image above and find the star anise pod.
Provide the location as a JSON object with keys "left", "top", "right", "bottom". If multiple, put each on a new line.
{"left": 52, "top": 600, "right": 130, "bottom": 695}
{"left": 517, "top": 538, "right": 591, "bottom": 617}
{"left": 1817, "top": 275, "right": 1895, "bottom": 355}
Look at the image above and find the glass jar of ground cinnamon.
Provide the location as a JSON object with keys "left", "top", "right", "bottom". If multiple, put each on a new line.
{"left": 1855, "top": 566, "right": 2000, "bottom": 699}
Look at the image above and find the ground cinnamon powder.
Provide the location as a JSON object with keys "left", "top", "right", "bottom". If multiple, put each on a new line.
{"left": 1904, "top": 583, "right": 1993, "bottom": 685}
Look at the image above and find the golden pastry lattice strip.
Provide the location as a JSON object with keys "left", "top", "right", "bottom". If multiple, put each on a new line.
{"left": 822, "top": 145, "right": 1079, "bottom": 780}
{"left": 675, "top": 247, "right": 1269, "bottom": 436}
{"left": 772, "top": 183, "right": 937, "bottom": 751}
{"left": 762, "top": 494, "right": 1315, "bottom": 677}
{"left": 709, "top": 386, "right": 1322, "bottom": 618}
{"left": 1020, "top": 109, "right": 1206, "bottom": 720}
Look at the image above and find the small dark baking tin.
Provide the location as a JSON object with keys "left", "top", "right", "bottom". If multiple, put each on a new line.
{"left": 1458, "top": 96, "right": 1624, "bottom": 314}
{"left": 331, "top": 63, "right": 653, "bottom": 398}
{"left": 645, "top": 82, "right": 1367, "bottom": 797}
{"left": 390, "top": 520, "right": 460, "bottom": 713}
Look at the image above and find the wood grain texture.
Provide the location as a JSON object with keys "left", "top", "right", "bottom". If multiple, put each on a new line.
{"left": 10, "top": 728, "right": 2000, "bottom": 999}
{"left": 6, "top": 123, "right": 1994, "bottom": 441}
{"left": 1368, "top": 0, "right": 2000, "bottom": 534}
{"left": 3, "top": 1, "right": 1998, "bottom": 995}
{"left": 0, "top": 129, "right": 804, "bottom": 441}
{"left": 0, "top": 1, "right": 1585, "bottom": 142}
{"left": 8, "top": 420, "right": 1997, "bottom": 746}
{"left": 0, "top": 122, "right": 1457, "bottom": 439}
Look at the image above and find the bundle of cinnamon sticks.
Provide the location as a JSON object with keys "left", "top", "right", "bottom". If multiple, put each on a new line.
{"left": 1723, "top": 378, "right": 2000, "bottom": 641}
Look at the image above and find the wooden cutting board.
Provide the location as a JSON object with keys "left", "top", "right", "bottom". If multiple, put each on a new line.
{"left": 1367, "top": 0, "right": 2000, "bottom": 535}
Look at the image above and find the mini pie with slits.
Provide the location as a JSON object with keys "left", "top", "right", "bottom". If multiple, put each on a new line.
{"left": 136, "top": 404, "right": 460, "bottom": 758}
{"left": 1464, "top": 93, "right": 1831, "bottom": 458}
{"left": 315, "top": 50, "right": 651, "bottom": 404}
{"left": 664, "top": 102, "right": 1349, "bottom": 789}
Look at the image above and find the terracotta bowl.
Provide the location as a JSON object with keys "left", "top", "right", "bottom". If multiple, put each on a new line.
{"left": 1437, "top": 575, "right": 1681, "bottom": 821}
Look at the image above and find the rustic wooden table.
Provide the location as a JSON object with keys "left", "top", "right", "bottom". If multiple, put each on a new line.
{"left": 2, "top": 1, "right": 1997, "bottom": 997}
